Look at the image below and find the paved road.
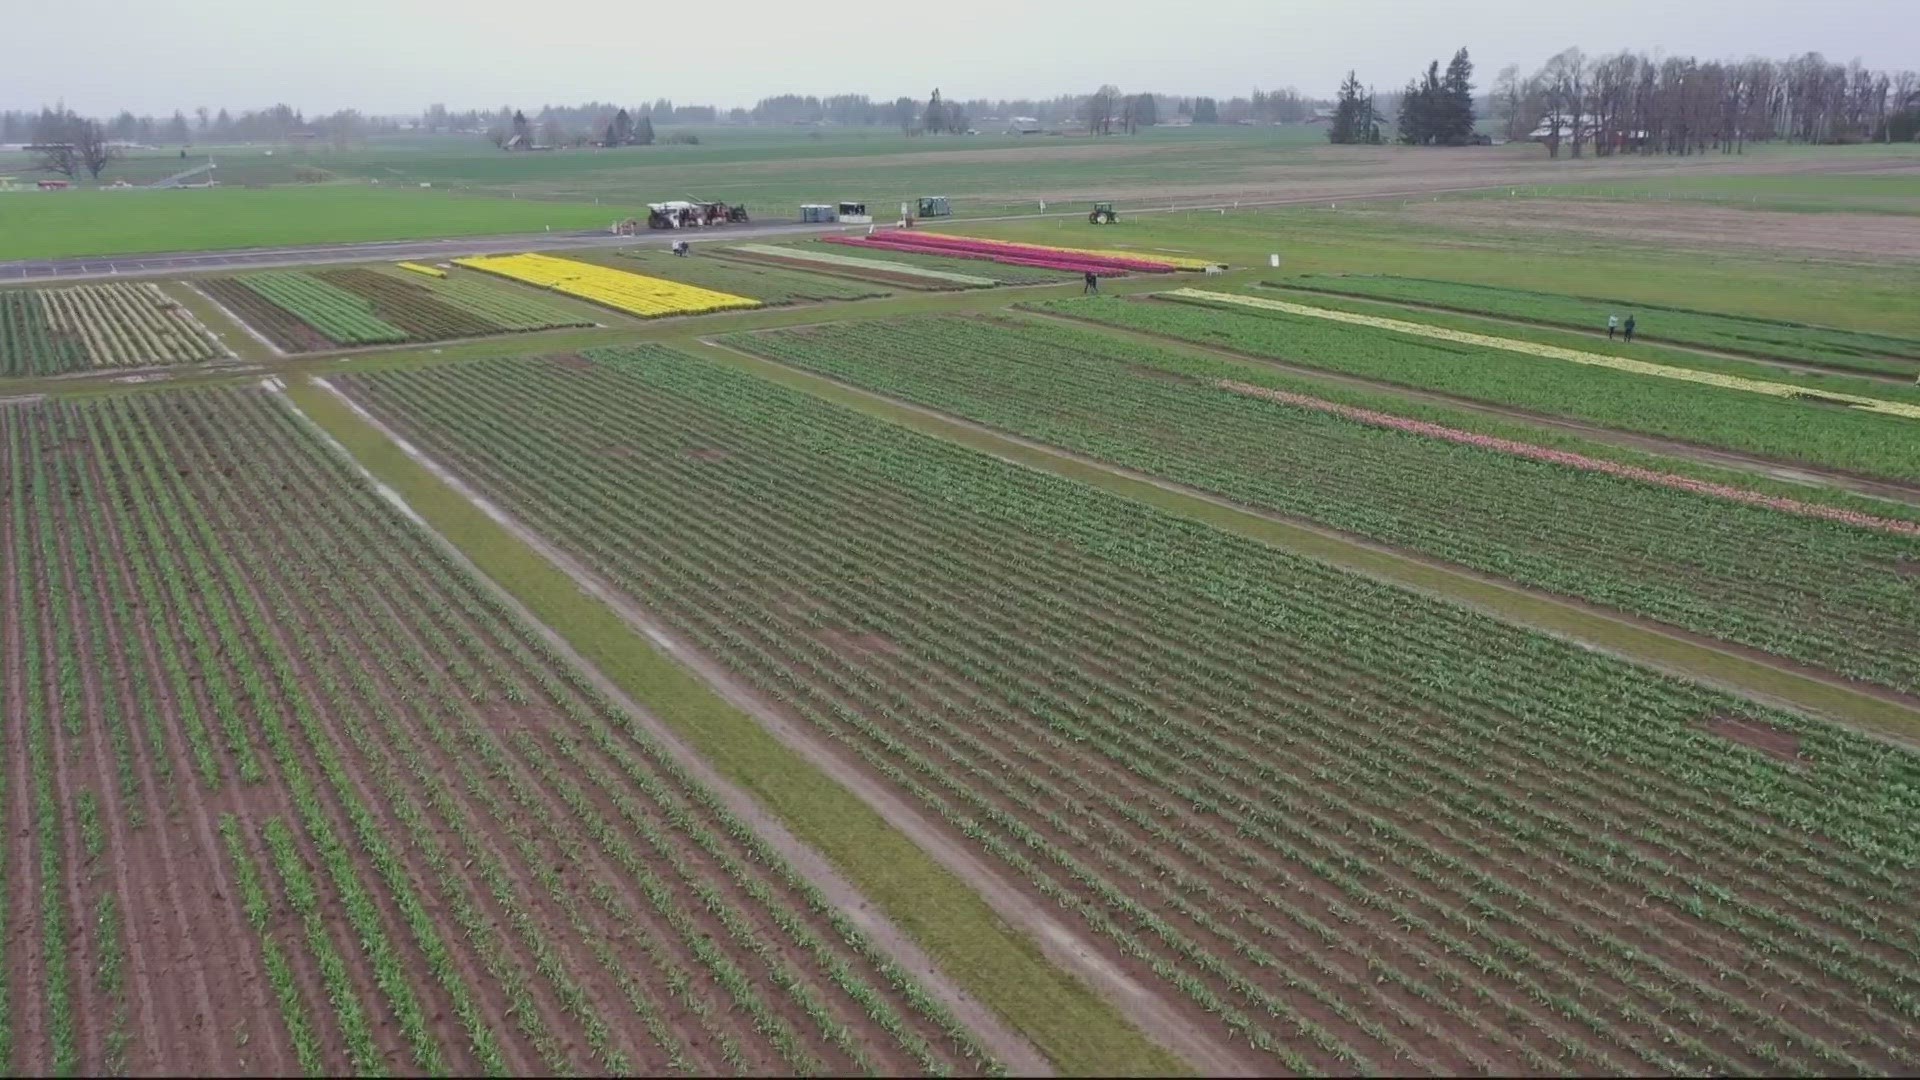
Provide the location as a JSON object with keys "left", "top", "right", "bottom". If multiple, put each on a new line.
{"left": 0, "top": 183, "right": 1519, "bottom": 284}
{"left": 0, "top": 219, "right": 840, "bottom": 282}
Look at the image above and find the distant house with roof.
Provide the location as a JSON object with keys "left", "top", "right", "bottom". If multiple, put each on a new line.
{"left": 1528, "top": 114, "right": 1646, "bottom": 150}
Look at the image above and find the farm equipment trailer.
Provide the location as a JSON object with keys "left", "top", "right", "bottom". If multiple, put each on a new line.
{"left": 612, "top": 200, "right": 751, "bottom": 233}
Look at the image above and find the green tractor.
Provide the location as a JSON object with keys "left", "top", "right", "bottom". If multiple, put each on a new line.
{"left": 1088, "top": 201, "right": 1118, "bottom": 225}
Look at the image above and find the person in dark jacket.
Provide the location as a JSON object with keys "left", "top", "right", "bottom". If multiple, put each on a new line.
{"left": 1623, "top": 314, "right": 1636, "bottom": 342}
{"left": 1083, "top": 270, "right": 1099, "bottom": 294}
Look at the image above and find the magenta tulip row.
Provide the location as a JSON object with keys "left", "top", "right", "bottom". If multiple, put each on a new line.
{"left": 823, "top": 232, "right": 1177, "bottom": 275}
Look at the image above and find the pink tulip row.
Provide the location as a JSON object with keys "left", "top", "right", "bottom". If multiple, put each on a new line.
{"left": 823, "top": 232, "right": 1176, "bottom": 275}
{"left": 1219, "top": 379, "right": 1920, "bottom": 539}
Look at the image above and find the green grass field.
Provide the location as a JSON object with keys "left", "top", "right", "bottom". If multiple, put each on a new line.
{"left": 0, "top": 186, "right": 635, "bottom": 260}
{"left": 0, "top": 126, "right": 1334, "bottom": 260}
{"left": 955, "top": 201, "right": 1920, "bottom": 335}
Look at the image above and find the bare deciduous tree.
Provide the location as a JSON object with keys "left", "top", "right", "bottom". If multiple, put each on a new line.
{"left": 1084, "top": 85, "right": 1120, "bottom": 135}
{"left": 31, "top": 108, "right": 83, "bottom": 179}
{"left": 1542, "top": 48, "right": 1589, "bottom": 157}
{"left": 74, "top": 117, "right": 119, "bottom": 178}
{"left": 1491, "top": 63, "right": 1531, "bottom": 141}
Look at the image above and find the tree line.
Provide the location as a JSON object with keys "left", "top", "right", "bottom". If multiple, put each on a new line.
{"left": 1490, "top": 49, "right": 1920, "bottom": 156}
{"left": 0, "top": 103, "right": 397, "bottom": 149}
{"left": 7, "top": 103, "right": 394, "bottom": 179}
{"left": 12, "top": 44, "right": 1915, "bottom": 181}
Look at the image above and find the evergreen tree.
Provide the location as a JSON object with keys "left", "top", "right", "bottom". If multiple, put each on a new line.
{"left": 1442, "top": 48, "right": 1476, "bottom": 143}
{"left": 635, "top": 115, "right": 655, "bottom": 145}
{"left": 1329, "top": 71, "right": 1366, "bottom": 143}
{"left": 1193, "top": 97, "right": 1218, "bottom": 124}
{"left": 1396, "top": 49, "right": 1476, "bottom": 144}
{"left": 923, "top": 89, "right": 945, "bottom": 134}
{"left": 1396, "top": 78, "right": 1424, "bottom": 143}
{"left": 1398, "top": 60, "right": 1443, "bottom": 143}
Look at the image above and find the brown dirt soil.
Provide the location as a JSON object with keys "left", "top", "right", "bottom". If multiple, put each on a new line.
{"left": 816, "top": 628, "right": 901, "bottom": 656}
{"left": 544, "top": 353, "right": 597, "bottom": 372}
{"left": 953, "top": 143, "right": 1920, "bottom": 209}
{"left": 682, "top": 447, "right": 731, "bottom": 461}
{"left": 760, "top": 142, "right": 1155, "bottom": 172}
{"left": 1703, "top": 714, "right": 1804, "bottom": 763}
{"left": 1404, "top": 198, "right": 1920, "bottom": 260}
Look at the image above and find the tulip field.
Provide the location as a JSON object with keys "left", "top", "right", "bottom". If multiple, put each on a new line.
{"left": 199, "top": 266, "right": 591, "bottom": 353}
{"left": 0, "top": 385, "right": 996, "bottom": 1075}
{"left": 17, "top": 124, "right": 1920, "bottom": 1079}
{"left": 725, "top": 314, "right": 1920, "bottom": 693}
{"left": 455, "top": 253, "right": 761, "bottom": 319}
{"left": 1172, "top": 289, "right": 1920, "bottom": 419}
{"left": 1039, "top": 293, "right": 1920, "bottom": 482}
{"left": 1277, "top": 274, "right": 1920, "bottom": 375}
{"left": 790, "top": 240, "right": 1081, "bottom": 284}
{"left": 724, "top": 243, "right": 1002, "bottom": 288}
{"left": 823, "top": 231, "right": 1203, "bottom": 275}
{"left": 335, "top": 345, "right": 1920, "bottom": 1077}
{"left": 1, "top": 284, "right": 229, "bottom": 376}
{"left": 615, "top": 249, "right": 890, "bottom": 305}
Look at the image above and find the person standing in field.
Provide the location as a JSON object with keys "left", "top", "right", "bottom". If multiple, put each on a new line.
{"left": 1084, "top": 270, "right": 1099, "bottom": 295}
{"left": 1624, "top": 314, "right": 1636, "bottom": 343}
{"left": 1607, "top": 313, "right": 1619, "bottom": 340}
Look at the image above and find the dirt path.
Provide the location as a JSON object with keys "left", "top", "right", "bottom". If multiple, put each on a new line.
{"left": 288, "top": 380, "right": 1070, "bottom": 1077}
{"left": 1028, "top": 307, "right": 1920, "bottom": 509}
{"left": 1266, "top": 285, "right": 1920, "bottom": 385}
{"left": 181, "top": 282, "right": 286, "bottom": 359}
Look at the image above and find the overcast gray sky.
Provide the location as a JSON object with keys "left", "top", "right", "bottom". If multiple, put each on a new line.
{"left": 4, "top": 0, "right": 1916, "bottom": 115}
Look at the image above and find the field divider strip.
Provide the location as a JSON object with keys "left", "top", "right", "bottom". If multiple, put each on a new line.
{"left": 180, "top": 281, "right": 286, "bottom": 359}
{"left": 689, "top": 336, "right": 1920, "bottom": 750}
{"left": 278, "top": 374, "right": 1193, "bottom": 1077}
